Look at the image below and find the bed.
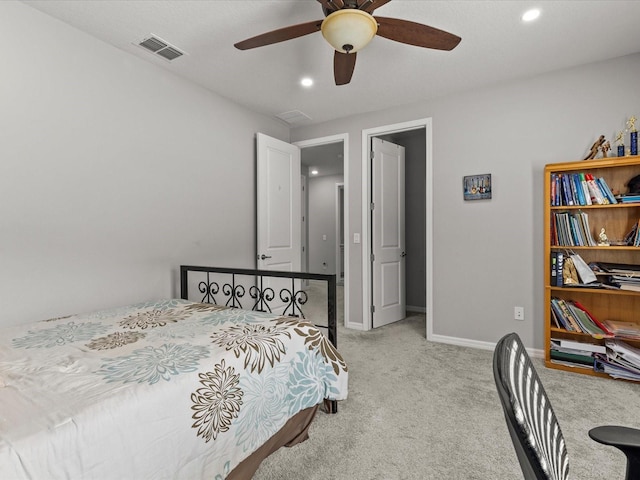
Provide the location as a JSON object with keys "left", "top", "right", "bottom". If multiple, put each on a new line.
{"left": 0, "top": 266, "right": 348, "bottom": 479}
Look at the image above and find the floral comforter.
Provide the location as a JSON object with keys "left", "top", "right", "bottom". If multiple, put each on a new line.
{"left": 0, "top": 299, "right": 348, "bottom": 479}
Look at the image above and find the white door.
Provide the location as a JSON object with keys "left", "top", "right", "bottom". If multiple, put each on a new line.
{"left": 256, "top": 133, "right": 301, "bottom": 273}
{"left": 372, "top": 137, "right": 406, "bottom": 328}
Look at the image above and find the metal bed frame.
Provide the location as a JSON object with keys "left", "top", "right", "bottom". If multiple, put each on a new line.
{"left": 180, "top": 265, "right": 339, "bottom": 412}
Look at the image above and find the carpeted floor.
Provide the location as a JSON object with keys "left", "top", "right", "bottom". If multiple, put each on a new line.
{"left": 253, "top": 283, "right": 640, "bottom": 479}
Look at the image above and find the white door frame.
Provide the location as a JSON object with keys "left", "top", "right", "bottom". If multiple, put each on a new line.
{"left": 294, "top": 133, "right": 350, "bottom": 328}
{"left": 335, "top": 183, "right": 344, "bottom": 286}
{"left": 361, "top": 118, "right": 433, "bottom": 337}
{"left": 301, "top": 174, "right": 308, "bottom": 287}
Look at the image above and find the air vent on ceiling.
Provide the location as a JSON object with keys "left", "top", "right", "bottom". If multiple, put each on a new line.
{"left": 137, "top": 35, "right": 185, "bottom": 62}
{"left": 275, "top": 110, "right": 312, "bottom": 126}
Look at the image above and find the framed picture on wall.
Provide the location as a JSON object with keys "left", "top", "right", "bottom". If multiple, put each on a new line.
{"left": 463, "top": 174, "right": 492, "bottom": 201}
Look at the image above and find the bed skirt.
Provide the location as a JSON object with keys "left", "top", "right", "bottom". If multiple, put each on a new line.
{"left": 228, "top": 404, "right": 320, "bottom": 479}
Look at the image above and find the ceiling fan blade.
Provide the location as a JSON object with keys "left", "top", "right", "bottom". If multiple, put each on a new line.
{"left": 375, "top": 16, "right": 461, "bottom": 51}
{"left": 234, "top": 19, "right": 323, "bottom": 50}
{"left": 334, "top": 51, "right": 357, "bottom": 86}
{"left": 361, "top": 0, "right": 392, "bottom": 13}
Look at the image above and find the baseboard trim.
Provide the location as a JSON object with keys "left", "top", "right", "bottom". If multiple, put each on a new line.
{"left": 429, "top": 333, "right": 544, "bottom": 358}
{"left": 406, "top": 305, "right": 426, "bottom": 313}
{"left": 345, "top": 320, "right": 365, "bottom": 331}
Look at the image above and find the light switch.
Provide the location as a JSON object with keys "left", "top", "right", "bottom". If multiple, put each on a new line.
{"left": 353, "top": 233, "right": 360, "bottom": 244}
{"left": 322, "top": 234, "right": 327, "bottom": 241}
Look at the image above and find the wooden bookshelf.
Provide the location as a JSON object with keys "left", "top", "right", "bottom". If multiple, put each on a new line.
{"left": 544, "top": 155, "right": 640, "bottom": 380}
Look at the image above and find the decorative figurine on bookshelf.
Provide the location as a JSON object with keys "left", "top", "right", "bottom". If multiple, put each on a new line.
{"left": 584, "top": 135, "right": 609, "bottom": 160}
{"left": 597, "top": 227, "right": 610, "bottom": 246}
{"left": 628, "top": 116, "right": 638, "bottom": 156}
{"left": 615, "top": 130, "right": 625, "bottom": 157}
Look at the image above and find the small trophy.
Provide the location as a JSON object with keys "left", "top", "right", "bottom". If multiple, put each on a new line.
{"left": 615, "top": 130, "right": 625, "bottom": 157}
{"left": 629, "top": 116, "right": 638, "bottom": 156}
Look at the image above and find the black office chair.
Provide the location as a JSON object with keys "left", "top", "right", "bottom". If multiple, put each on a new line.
{"left": 493, "top": 332, "right": 640, "bottom": 480}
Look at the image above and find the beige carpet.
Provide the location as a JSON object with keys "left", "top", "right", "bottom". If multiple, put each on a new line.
{"left": 253, "top": 284, "right": 640, "bottom": 479}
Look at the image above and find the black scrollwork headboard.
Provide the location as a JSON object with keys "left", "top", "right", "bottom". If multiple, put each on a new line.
{"left": 179, "top": 265, "right": 338, "bottom": 347}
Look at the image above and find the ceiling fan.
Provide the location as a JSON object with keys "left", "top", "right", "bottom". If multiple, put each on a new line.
{"left": 234, "top": 0, "right": 461, "bottom": 86}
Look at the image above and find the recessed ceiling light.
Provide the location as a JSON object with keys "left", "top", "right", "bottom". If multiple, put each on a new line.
{"left": 301, "top": 77, "right": 313, "bottom": 87}
{"left": 311, "top": 169, "right": 319, "bottom": 175}
{"left": 522, "top": 8, "right": 541, "bottom": 22}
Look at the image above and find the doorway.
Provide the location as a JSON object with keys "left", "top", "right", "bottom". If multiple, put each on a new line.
{"left": 294, "top": 134, "right": 349, "bottom": 327}
{"left": 362, "top": 118, "right": 433, "bottom": 336}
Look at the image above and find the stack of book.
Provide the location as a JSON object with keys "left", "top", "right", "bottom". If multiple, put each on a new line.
{"left": 550, "top": 297, "right": 613, "bottom": 337}
{"left": 550, "top": 338, "right": 604, "bottom": 369}
{"left": 598, "top": 262, "right": 640, "bottom": 291}
{"left": 551, "top": 211, "right": 596, "bottom": 246}
{"left": 616, "top": 193, "right": 640, "bottom": 204}
{"left": 594, "top": 340, "right": 640, "bottom": 381}
{"left": 602, "top": 320, "right": 640, "bottom": 340}
{"left": 550, "top": 172, "right": 617, "bottom": 206}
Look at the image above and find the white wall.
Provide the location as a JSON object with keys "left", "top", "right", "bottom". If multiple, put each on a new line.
{"left": 308, "top": 174, "right": 344, "bottom": 273}
{"left": 291, "top": 53, "right": 640, "bottom": 349}
{"left": 0, "top": 1, "right": 288, "bottom": 327}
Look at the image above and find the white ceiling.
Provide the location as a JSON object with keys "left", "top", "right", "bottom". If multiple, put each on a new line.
{"left": 21, "top": 0, "right": 640, "bottom": 126}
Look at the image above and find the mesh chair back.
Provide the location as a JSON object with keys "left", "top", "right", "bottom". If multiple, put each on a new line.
{"left": 493, "top": 333, "right": 569, "bottom": 480}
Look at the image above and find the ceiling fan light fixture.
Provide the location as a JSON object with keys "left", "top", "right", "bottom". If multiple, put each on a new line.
{"left": 321, "top": 9, "right": 378, "bottom": 54}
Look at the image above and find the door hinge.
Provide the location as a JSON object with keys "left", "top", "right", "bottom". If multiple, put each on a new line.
{"left": 370, "top": 202, "right": 375, "bottom": 210}
{"left": 370, "top": 253, "right": 375, "bottom": 262}
{"left": 370, "top": 150, "right": 375, "bottom": 160}
{"left": 371, "top": 305, "right": 375, "bottom": 313}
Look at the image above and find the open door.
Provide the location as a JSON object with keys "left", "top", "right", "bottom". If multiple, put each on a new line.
{"left": 372, "top": 137, "right": 406, "bottom": 328}
{"left": 256, "top": 133, "right": 301, "bottom": 273}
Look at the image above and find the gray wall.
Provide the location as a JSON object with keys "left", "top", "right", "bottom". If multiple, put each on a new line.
{"left": 308, "top": 174, "right": 344, "bottom": 274}
{"left": 0, "top": 1, "right": 288, "bottom": 327}
{"left": 4, "top": 0, "right": 639, "bottom": 352}
{"left": 291, "top": 52, "right": 640, "bottom": 350}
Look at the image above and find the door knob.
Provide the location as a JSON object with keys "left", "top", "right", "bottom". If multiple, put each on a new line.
{"left": 259, "top": 254, "right": 272, "bottom": 260}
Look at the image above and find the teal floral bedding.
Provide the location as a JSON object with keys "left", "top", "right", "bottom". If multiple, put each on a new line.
{"left": 0, "top": 299, "right": 348, "bottom": 479}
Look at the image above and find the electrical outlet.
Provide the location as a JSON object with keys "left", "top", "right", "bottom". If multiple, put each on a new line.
{"left": 514, "top": 306, "right": 525, "bottom": 321}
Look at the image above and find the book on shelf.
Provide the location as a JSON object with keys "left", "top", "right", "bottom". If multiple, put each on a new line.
{"left": 623, "top": 221, "right": 640, "bottom": 247}
{"left": 551, "top": 211, "right": 596, "bottom": 246}
{"left": 597, "top": 177, "right": 618, "bottom": 204}
{"left": 551, "top": 338, "right": 606, "bottom": 354}
{"left": 550, "top": 297, "right": 612, "bottom": 337}
{"left": 550, "top": 252, "right": 600, "bottom": 287}
{"left": 588, "top": 262, "right": 640, "bottom": 290}
{"left": 572, "top": 300, "right": 614, "bottom": 336}
{"left": 603, "top": 320, "right": 640, "bottom": 340}
{"left": 550, "top": 351, "right": 594, "bottom": 368}
{"left": 556, "top": 252, "right": 564, "bottom": 287}
{"left": 549, "top": 338, "right": 602, "bottom": 370}
{"left": 573, "top": 174, "right": 586, "bottom": 205}
{"left": 597, "top": 262, "right": 640, "bottom": 276}
{"left": 579, "top": 173, "right": 592, "bottom": 205}
{"left": 616, "top": 194, "right": 640, "bottom": 204}
{"left": 594, "top": 340, "right": 640, "bottom": 381}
